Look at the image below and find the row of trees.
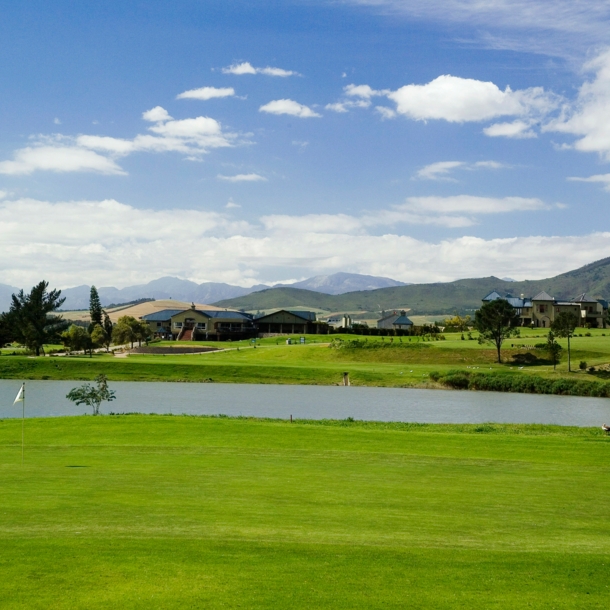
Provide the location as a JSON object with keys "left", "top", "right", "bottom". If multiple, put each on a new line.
{"left": 0, "top": 281, "right": 150, "bottom": 356}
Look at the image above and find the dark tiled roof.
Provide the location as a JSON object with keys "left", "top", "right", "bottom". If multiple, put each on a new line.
{"left": 393, "top": 315, "right": 413, "bottom": 326}
{"left": 206, "top": 310, "right": 253, "bottom": 320}
{"left": 141, "top": 309, "right": 190, "bottom": 321}
{"left": 255, "top": 309, "right": 317, "bottom": 322}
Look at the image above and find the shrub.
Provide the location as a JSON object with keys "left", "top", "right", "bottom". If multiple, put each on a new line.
{"left": 579, "top": 361, "right": 587, "bottom": 370}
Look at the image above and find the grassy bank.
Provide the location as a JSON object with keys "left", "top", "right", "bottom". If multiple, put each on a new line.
{"left": 0, "top": 415, "right": 609, "bottom": 608}
{"left": 2, "top": 330, "right": 610, "bottom": 394}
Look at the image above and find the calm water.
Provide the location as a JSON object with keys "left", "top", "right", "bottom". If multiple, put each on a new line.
{"left": 1, "top": 380, "right": 609, "bottom": 426}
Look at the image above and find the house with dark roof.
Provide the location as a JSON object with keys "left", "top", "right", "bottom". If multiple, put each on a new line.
{"left": 141, "top": 305, "right": 256, "bottom": 340}
{"left": 377, "top": 310, "right": 414, "bottom": 330}
{"left": 482, "top": 291, "right": 607, "bottom": 328}
{"left": 254, "top": 310, "right": 327, "bottom": 335}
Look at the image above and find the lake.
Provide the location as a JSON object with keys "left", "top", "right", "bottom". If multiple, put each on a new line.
{"left": 1, "top": 380, "right": 609, "bottom": 426}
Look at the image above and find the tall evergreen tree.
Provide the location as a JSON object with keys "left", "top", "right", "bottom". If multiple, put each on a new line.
{"left": 7, "top": 281, "right": 67, "bottom": 356}
{"left": 89, "top": 285, "right": 103, "bottom": 331}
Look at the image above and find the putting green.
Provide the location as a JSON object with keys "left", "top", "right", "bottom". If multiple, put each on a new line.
{"left": 0, "top": 416, "right": 609, "bottom": 608}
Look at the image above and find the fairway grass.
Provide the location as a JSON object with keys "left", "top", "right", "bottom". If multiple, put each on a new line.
{"left": 0, "top": 416, "right": 609, "bottom": 608}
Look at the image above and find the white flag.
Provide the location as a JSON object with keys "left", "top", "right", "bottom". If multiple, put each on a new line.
{"left": 13, "top": 384, "right": 24, "bottom": 405}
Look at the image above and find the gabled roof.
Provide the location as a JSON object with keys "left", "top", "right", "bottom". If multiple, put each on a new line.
{"left": 392, "top": 315, "right": 413, "bottom": 326}
{"left": 532, "top": 291, "right": 554, "bottom": 301}
{"left": 142, "top": 308, "right": 252, "bottom": 322}
{"left": 482, "top": 291, "right": 502, "bottom": 301}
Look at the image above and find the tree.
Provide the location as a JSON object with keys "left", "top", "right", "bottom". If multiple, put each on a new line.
{"left": 91, "top": 313, "right": 113, "bottom": 352}
{"left": 7, "top": 281, "right": 67, "bottom": 356}
{"left": 443, "top": 314, "right": 471, "bottom": 332}
{"left": 551, "top": 311, "right": 578, "bottom": 372}
{"left": 66, "top": 374, "right": 116, "bottom": 416}
{"left": 62, "top": 324, "right": 90, "bottom": 354}
{"left": 0, "top": 313, "right": 14, "bottom": 347}
{"left": 474, "top": 299, "right": 520, "bottom": 363}
{"left": 546, "top": 330, "right": 563, "bottom": 371}
{"left": 89, "top": 286, "right": 103, "bottom": 332}
{"left": 112, "top": 315, "right": 148, "bottom": 348}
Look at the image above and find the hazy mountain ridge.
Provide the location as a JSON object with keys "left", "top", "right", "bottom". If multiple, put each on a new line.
{"left": 3, "top": 259, "right": 610, "bottom": 315}
{"left": 213, "top": 257, "right": 610, "bottom": 315}
{"left": 0, "top": 272, "right": 409, "bottom": 312}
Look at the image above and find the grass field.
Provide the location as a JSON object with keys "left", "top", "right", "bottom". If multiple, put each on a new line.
{"left": 2, "top": 329, "right": 610, "bottom": 390}
{"left": 0, "top": 415, "right": 608, "bottom": 608}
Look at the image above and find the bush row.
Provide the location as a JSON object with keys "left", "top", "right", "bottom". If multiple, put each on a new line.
{"left": 429, "top": 369, "right": 610, "bottom": 397}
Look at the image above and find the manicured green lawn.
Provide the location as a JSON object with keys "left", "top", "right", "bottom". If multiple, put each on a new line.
{"left": 2, "top": 331, "right": 610, "bottom": 389}
{"left": 0, "top": 416, "right": 608, "bottom": 608}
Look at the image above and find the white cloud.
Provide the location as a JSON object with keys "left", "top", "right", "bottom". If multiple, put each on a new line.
{"left": 325, "top": 100, "right": 370, "bottom": 113}
{"left": 259, "top": 99, "right": 321, "bottom": 118}
{"left": 401, "top": 195, "right": 548, "bottom": 215}
{"left": 142, "top": 106, "right": 173, "bottom": 122}
{"left": 222, "top": 62, "right": 299, "bottom": 77}
{"left": 544, "top": 50, "right": 610, "bottom": 159}
{"left": 0, "top": 190, "right": 7, "bottom": 199}
{"left": 375, "top": 106, "right": 396, "bottom": 119}
{"left": 262, "top": 195, "right": 550, "bottom": 233}
{"left": 176, "top": 86, "right": 235, "bottom": 101}
{"left": 0, "top": 146, "right": 126, "bottom": 176}
{"left": 0, "top": 107, "right": 238, "bottom": 175}
{"left": 415, "top": 161, "right": 465, "bottom": 181}
{"left": 0, "top": 196, "right": 600, "bottom": 288}
{"left": 217, "top": 173, "right": 267, "bottom": 182}
{"left": 568, "top": 173, "right": 610, "bottom": 191}
{"left": 415, "top": 160, "right": 508, "bottom": 180}
{"left": 484, "top": 120, "right": 537, "bottom": 138}
{"left": 54, "top": 118, "right": 61, "bottom": 125}
{"left": 226, "top": 199, "right": 241, "bottom": 209}
{"left": 387, "top": 75, "right": 556, "bottom": 123}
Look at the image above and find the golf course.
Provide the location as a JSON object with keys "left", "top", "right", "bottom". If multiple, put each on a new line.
{"left": 3, "top": 328, "right": 610, "bottom": 394}
{"left": 1, "top": 415, "right": 609, "bottom": 608}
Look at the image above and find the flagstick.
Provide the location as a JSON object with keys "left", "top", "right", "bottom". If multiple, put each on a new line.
{"left": 22, "top": 383, "right": 25, "bottom": 466}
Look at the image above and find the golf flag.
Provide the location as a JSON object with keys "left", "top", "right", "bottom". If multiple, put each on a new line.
{"left": 13, "top": 384, "right": 24, "bottom": 405}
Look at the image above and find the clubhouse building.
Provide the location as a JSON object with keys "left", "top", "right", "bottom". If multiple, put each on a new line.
{"left": 141, "top": 305, "right": 256, "bottom": 341}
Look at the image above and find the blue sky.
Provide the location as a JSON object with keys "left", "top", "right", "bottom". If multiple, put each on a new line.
{"left": 1, "top": 0, "right": 610, "bottom": 289}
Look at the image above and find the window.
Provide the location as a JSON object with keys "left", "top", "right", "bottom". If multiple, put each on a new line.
{"left": 174, "top": 322, "right": 183, "bottom": 328}
{"left": 197, "top": 322, "right": 206, "bottom": 329}
{"left": 539, "top": 305, "right": 545, "bottom": 313}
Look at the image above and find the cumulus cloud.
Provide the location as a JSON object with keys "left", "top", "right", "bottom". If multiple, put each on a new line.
{"left": 259, "top": 99, "right": 321, "bottom": 118}
{"left": 0, "top": 146, "right": 126, "bottom": 176}
{"left": 0, "top": 107, "right": 237, "bottom": 175}
{"left": 0, "top": 196, "right": 599, "bottom": 288}
{"left": 217, "top": 173, "right": 267, "bottom": 182}
{"left": 387, "top": 75, "right": 556, "bottom": 123}
{"left": 544, "top": 50, "right": 610, "bottom": 159}
{"left": 329, "top": 75, "right": 558, "bottom": 132}
{"left": 415, "top": 160, "right": 508, "bottom": 180}
{"left": 222, "top": 62, "right": 299, "bottom": 77}
{"left": 142, "top": 106, "right": 173, "bottom": 122}
{"left": 176, "top": 86, "right": 235, "bottom": 101}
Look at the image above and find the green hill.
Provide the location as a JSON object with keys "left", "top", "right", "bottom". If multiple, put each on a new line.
{"left": 214, "top": 257, "right": 610, "bottom": 315}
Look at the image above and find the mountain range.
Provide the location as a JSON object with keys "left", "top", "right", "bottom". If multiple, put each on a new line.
{"left": 0, "top": 272, "right": 407, "bottom": 312}
{"left": 3, "top": 258, "right": 610, "bottom": 316}
{"left": 213, "top": 257, "right": 610, "bottom": 315}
